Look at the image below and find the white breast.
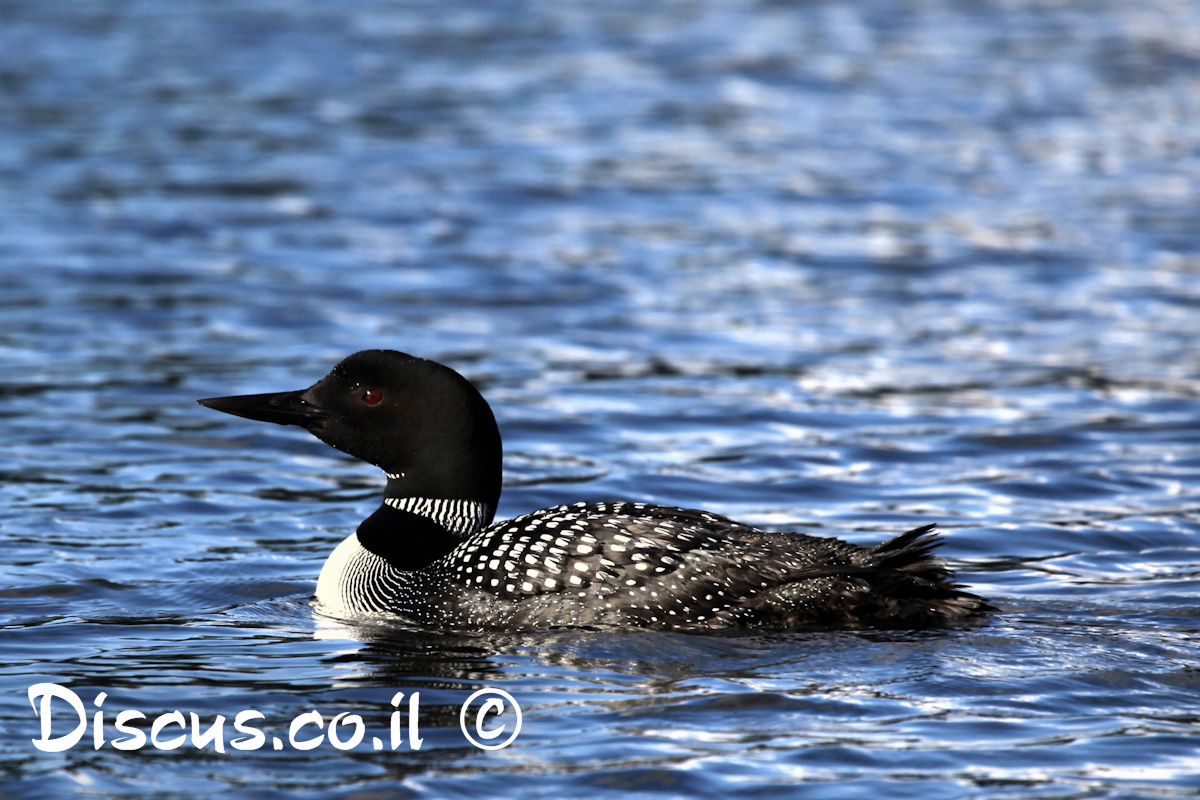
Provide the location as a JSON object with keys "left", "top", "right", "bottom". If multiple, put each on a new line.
{"left": 315, "top": 533, "right": 368, "bottom": 615}
{"left": 316, "top": 531, "right": 420, "bottom": 617}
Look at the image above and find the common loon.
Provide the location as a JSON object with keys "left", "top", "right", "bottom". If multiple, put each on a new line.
{"left": 198, "top": 349, "right": 990, "bottom": 632}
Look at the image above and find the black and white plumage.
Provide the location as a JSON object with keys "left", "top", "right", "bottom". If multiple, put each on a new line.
{"left": 198, "top": 349, "right": 991, "bottom": 632}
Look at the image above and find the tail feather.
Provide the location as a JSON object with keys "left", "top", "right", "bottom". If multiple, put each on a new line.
{"left": 869, "top": 523, "right": 949, "bottom": 576}
{"left": 860, "top": 523, "right": 993, "bottom": 625}
{"left": 712, "top": 522, "right": 993, "bottom": 630}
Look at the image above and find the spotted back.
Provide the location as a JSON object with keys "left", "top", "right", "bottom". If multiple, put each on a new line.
{"left": 428, "top": 501, "right": 862, "bottom": 629}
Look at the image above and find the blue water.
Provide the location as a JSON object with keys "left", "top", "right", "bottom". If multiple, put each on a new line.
{"left": 3, "top": 0, "right": 1200, "bottom": 797}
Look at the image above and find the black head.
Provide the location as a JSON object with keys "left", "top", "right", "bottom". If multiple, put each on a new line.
{"left": 198, "top": 350, "right": 502, "bottom": 517}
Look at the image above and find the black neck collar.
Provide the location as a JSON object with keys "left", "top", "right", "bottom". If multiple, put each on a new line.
{"left": 356, "top": 504, "right": 458, "bottom": 571}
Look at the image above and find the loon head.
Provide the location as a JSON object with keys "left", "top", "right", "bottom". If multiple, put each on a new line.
{"left": 198, "top": 349, "right": 502, "bottom": 521}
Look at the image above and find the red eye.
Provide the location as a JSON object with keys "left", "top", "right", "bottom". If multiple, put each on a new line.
{"left": 362, "top": 389, "right": 383, "bottom": 406}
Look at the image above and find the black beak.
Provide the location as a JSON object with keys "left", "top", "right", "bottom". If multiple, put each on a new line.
{"left": 197, "top": 390, "right": 328, "bottom": 428}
